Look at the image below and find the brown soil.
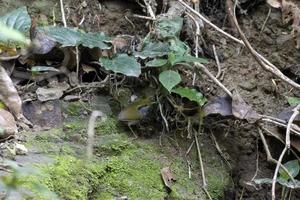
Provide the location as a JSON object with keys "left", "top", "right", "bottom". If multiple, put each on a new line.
{"left": 2, "top": 0, "right": 300, "bottom": 199}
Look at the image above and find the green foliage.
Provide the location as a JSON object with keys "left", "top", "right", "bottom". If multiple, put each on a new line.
{"left": 0, "top": 160, "right": 57, "bottom": 199}
{"left": 146, "top": 58, "right": 168, "bottom": 67}
{"left": 0, "top": 7, "right": 30, "bottom": 45}
{"left": 286, "top": 96, "right": 300, "bottom": 106}
{"left": 42, "top": 26, "right": 111, "bottom": 49}
{"left": 100, "top": 54, "right": 141, "bottom": 77}
{"left": 159, "top": 70, "right": 181, "bottom": 92}
{"left": 31, "top": 66, "right": 60, "bottom": 73}
{"left": 172, "top": 86, "right": 207, "bottom": 106}
{"left": 168, "top": 53, "right": 209, "bottom": 66}
{"left": 0, "top": 7, "right": 31, "bottom": 32}
{"left": 135, "top": 41, "right": 170, "bottom": 59}
{"left": 254, "top": 160, "right": 300, "bottom": 189}
{"left": 155, "top": 17, "right": 183, "bottom": 39}
{"left": 279, "top": 160, "right": 300, "bottom": 180}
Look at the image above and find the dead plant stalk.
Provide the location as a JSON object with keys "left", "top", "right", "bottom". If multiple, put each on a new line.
{"left": 271, "top": 104, "right": 300, "bottom": 200}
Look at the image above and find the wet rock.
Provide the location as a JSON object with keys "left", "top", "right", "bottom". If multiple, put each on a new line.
{"left": 15, "top": 143, "right": 28, "bottom": 155}
{"left": 22, "top": 100, "right": 62, "bottom": 128}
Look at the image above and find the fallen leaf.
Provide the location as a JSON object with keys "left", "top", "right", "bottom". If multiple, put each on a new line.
{"left": 161, "top": 167, "right": 176, "bottom": 190}
{"left": 203, "top": 95, "right": 233, "bottom": 117}
{"left": 0, "top": 65, "right": 22, "bottom": 118}
{"left": 0, "top": 108, "right": 17, "bottom": 138}
{"left": 232, "top": 90, "right": 261, "bottom": 123}
{"left": 266, "top": 0, "right": 282, "bottom": 8}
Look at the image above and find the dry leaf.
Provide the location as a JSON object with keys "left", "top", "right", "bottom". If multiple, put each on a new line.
{"left": 0, "top": 66, "right": 22, "bottom": 118}
{"left": 232, "top": 91, "right": 261, "bottom": 123}
{"left": 161, "top": 167, "right": 176, "bottom": 190}
{"left": 203, "top": 95, "right": 233, "bottom": 117}
{"left": 266, "top": 0, "right": 282, "bottom": 8}
{"left": 0, "top": 108, "right": 17, "bottom": 137}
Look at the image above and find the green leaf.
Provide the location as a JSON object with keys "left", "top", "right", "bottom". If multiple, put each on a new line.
{"left": 135, "top": 42, "right": 170, "bottom": 59}
{"left": 155, "top": 17, "right": 183, "bottom": 39}
{"left": 81, "top": 32, "right": 111, "bottom": 49}
{"left": 31, "top": 66, "right": 60, "bottom": 73}
{"left": 100, "top": 54, "right": 141, "bottom": 77}
{"left": 279, "top": 160, "right": 300, "bottom": 180}
{"left": 42, "top": 26, "right": 111, "bottom": 48}
{"left": 146, "top": 59, "right": 168, "bottom": 67}
{"left": 0, "top": 7, "right": 31, "bottom": 45}
{"left": 286, "top": 96, "right": 300, "bottom": 106}
{"left": 254, "top": 178, "right": 300, "bottom": 189}
{"left": 0, "top": 7, "right": 31, "bottom": 33}
{"left": 169, "top": 54, "right": 209, "bottom": 66}
{"left": 0, "top": 23, "right": 30, "bottom": 45}
{"left": 42, "top": 27, "right": 82, "bottom": 46}
{"left": 172, "top": 87, "right": 207, "bottom": 106}
{"left": 159, "top": 70, "right": 181, "bottom": 92}
{"left": 169, "top": 38, "right": 190, "bottom": 56}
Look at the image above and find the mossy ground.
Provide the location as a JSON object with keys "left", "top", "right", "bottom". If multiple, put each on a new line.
{"left": 9, "top": 101, "right": 230, "bottom": 200}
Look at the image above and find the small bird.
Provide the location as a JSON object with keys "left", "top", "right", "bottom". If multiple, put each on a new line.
{"left": 118, "top": 97, "right": 152, "bottom": 137}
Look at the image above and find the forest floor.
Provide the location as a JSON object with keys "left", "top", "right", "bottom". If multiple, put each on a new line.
{"left": 1, "top": 0, "right": 300, "bottom": 199}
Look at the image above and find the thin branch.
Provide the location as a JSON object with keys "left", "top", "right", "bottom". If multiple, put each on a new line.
{"left": 185, "top": 12, "right": 200, "bottom": 85}
{"left": 212, "top": 45, "right": 222, "bottom": 79}
{"left": 59, "top": 0, "right": 67, "bottom": 27}
{"left": 178, "top": 0, "right": 243, "bottom": 44}
{"left": 271, "top": 104, "right": 300, "bottom": 200}
{"left": 87, "top": 111, "right": 105, "bottom": 159}
{"left": 194, "top": 63, "right": 233, "bottom": 97}
{"left": 229, "top": 0, "right": 300, "bottom": 90}
{"left": 143, "top": 0, "right": 156, "bottom": 20}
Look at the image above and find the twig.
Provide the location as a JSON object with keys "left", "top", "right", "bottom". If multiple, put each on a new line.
{"left": 75, "top": 46, "right": 80, "bottom": 78}
{"left": 212, "top": 45, "right": 222, "bottom": 79}
{"left": 262, "top": 127, "right": 300, "bottom": 160}
{"left": 143, "top": 0, "right": 156, "bottom": 20}
{"left": 87, "top": 111, "right": 106, "bottom": 159}
{"left": 229, "top": 0, "right": 300, "bottom": 90}
{"left": 180, "top": 0, "right": 300, "bottom": 91}
{"left": 194, "top": 62, "right": 233, "bottom": 97}
{"left": 258, "top": 128, "right": 295, "bottom": 182}
{"left": 271, "top": 104, "right": 300, "bottom": 200}
{"left": 194, "top": 129, "right": 212, "bottom": 200}
{"left": 260, "top": 117, "right": 300, "bottom": 136}
{"left": 185, "top": 12, "right": 200, "bottom": 86}
{"left": 178, "top": 0, "right": 243, "bottom": 44}
{"left": 157, "top": 95, "right": 169, "bottom": 132}
{"left": 132, "top": 14, "right": 155, "bottom": 20}
{"left": 59, "top": 0, "right": 67, "bottom": 27}
{"left": 186, "top": 140, "right": 195, "bottom": 155}
{"left": 259, "top": 8, "right": 272, "bottom": 37}
{"left": 210, "top": 131, "right": 231, "bottom": 169}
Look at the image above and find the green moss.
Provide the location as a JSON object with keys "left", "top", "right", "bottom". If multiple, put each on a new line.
{"left": 95, "top": 118, "right": 119, "bottom": 135}
{"left": 64, "top": 101, "right": 90, "bottom": 116}
{"left": 206, "top": 169, "right": 229, "bottom": 200}
{"left": 94, "top": 134, "right": 133, "bottom": 156}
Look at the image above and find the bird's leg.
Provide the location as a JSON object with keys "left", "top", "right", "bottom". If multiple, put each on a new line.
{"left": 128, "top": 125, "right": 138, "bottom": 139}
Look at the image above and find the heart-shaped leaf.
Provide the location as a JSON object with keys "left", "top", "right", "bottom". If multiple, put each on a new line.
{"left": 159, "top": 70, "right": 181, "bottom": 92}
{"left": 135, "top": 42, "right": 170, "bottom": 59}
{"left": 286, "top": 96, "right": 300, "bottom": 106}
{"left": 169, "top": 53, "right": 209, "bottom": 66}
{"left": 42, "top": 27, "right": 111, "bottom": 49}
{"left": 155, "top": 17, "right": 183, "bottom": 39}
{"left": 100, "top": 54, "right": 141, "bottom": 77}
{"left": 279, "top": 160, "right": 300, "bottom": 180}
{"left": 172, "top": 87, "right": 207, "bottom": 106}
{"left": 0, "top": 7, "right": 31, "bottom": 33}
{"left": 146, "top": 59, "right": 168, "bottom": 67}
